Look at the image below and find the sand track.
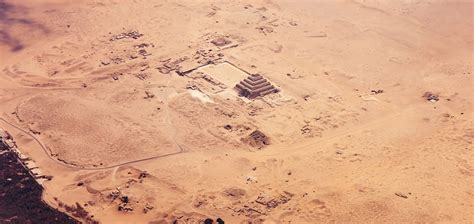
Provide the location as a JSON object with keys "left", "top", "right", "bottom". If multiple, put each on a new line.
{"left": 0, "top": 116, "right": 187, "bottom": 170}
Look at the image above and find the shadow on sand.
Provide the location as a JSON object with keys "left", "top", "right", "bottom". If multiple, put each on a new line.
{"left": 0, "top": 0, "right": 49, "bottom": 52}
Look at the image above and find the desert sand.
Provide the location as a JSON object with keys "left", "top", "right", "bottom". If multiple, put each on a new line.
{"left": 0, "top": 0, "right": 473, "bottom": 223}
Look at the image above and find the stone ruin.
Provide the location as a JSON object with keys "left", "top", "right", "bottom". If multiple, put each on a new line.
{"left": 211, "top": 37, "right": 232, "bottom": 47}
{"left": 234, "top": 74, "right": 278, "bottom": 99}
{"left": 242, "top": 130, "right": 270, "bottom": 149}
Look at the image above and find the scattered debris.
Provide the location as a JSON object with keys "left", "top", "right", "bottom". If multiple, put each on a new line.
{"left": 110, "top": 57, "right": 125, "bottom": 64}
{"left": 289, "top": 21, "right": 298, "bottom": 26}
{"left": 286, "top": 72, "right": 303, "bottom": 79}
{"left": 29, "top": 128, "right": 41, "bottom": 135}
{"left": 207, "top": 11, "right": 217, "bottom": 17}
{"left": 423, "top": 92, "right": 439, "bottom": 102}
{"left": 134, "top": 73, "right": 148, "bottom": 80}
{"left": 245, "top": 175, "right": 257, "bottom": 183}
{"left": 138, "top": 171, "right": 148, "bottom": 179}
{"left": 204, "top": 218, "right": 225, "bottom": 224}
{"left": 442, "top": 113, "right": 453, "bottom": 118}
{"left": 301, "top": 125, "right": 312, "bottom": 136}
{"left": 395, "top": 192, "right": 409, "bottom": 199}
{"left": 118, "top": 203, "right": 133, "bottom": 212}
{"left": 255, "top": 193, "right": 291, "bottom": 208}
{"left": 371, "top": 89, "right": 384, "bottom": 94}
{"left": 120, "top": 196, "right": 129, "bottom": 203}
{"left": 223, "top": 124, "right": 232, "bottom": 130}
{"left": 36, "top": 175, "right": 53, "bottom": 181}
{"left": 109, "top": 191, "right": 120, "bottom": 200}
{"left": 117, "top": 195, "right": 133, "bottom": 212}
{"left": 62, "top": 202, "right": 98, "bottom": 223}
{"left": 230, "top": 190, "right": 294, "bottom": 218}
{"left": 137, "top": 49, "right": 151, "bottom": 57}
{"left": 143, "top": 204, "right": 154, "bottom": 214}
{"left": 247, "top": 104, "right": 263, "bottom": 117}
{"left": 109, "top": 31, "right": 143, "bottom": 41}
{"left": 256, "top": 26, "right": 274, "bottom": 35}
{"left": 157, "top": 67, "right": 171, "bottom": 74}
{"left": 134, "top": 43, "right": 154, "bottom": 48}
{"left": 144, "top": 91, "right": 155, "bottom": 99}
{"left": 185, "top": 83, "right": 199, "bottom": 90}
{"left": 231, "top": 206, "right": 265, "bottom": 218}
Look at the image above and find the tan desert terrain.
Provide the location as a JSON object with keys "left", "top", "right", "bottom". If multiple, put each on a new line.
{"left": 0, "top": 0, "right": 473, "bottom": 223}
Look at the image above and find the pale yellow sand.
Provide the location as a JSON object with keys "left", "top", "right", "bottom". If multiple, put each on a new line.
{"left": 0, "top": 0, "right": 472, "bottom": 223}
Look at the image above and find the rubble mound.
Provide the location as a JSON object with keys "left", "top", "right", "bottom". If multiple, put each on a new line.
{"left": 211, "top": 37, "right": 232, "bottom": 47}
{"left": 422, "top": 91, "right": 439, "bottom": 102}
{"left": 242, "top": 130, "right": 270, "bottom": 149}
{"left": 109, "top": 30, "right": 143, "bottom": 41}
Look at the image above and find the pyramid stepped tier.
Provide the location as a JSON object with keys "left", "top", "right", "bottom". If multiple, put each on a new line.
{"left": 248, "top": 74, "right": 264, "bottom": 81}
{"left": 234, "top": 74, "right": 278, "bottom": 99}
{"left": 252, "top": 84, "right": 274, "bottom": 93}
{"left": 243, "top": 78, "right": 267, "bottom": 86}
{"left": 239, "top": 80, "right": 270, "bottom": 90}
{"left": 259, "top": 88, "right": 277, "bottom": 96}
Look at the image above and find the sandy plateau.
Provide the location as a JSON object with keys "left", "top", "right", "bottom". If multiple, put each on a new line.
{"left": 0, "top": 0, "right": 473, "bottom": 223}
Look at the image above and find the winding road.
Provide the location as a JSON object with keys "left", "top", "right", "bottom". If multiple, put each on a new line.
{"left": 0, "top": 117, "right": 187, "bottom": 170}
{"left": 0, "top": 82, "right": 189, "bottom": 171}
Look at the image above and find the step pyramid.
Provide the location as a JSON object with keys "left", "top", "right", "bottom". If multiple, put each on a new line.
{"left": 234, "top": 74, "right": 278, "bottom": 99}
